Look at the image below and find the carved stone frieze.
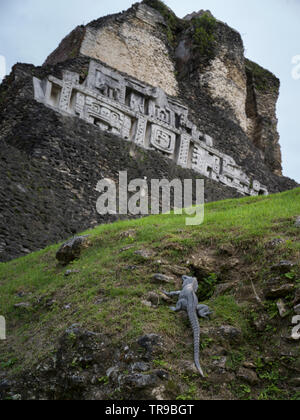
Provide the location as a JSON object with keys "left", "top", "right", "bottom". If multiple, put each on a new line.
{"left": 33, "top": 60, "right": 268, "bottom": 197}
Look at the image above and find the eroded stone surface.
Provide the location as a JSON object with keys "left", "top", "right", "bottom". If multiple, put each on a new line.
{"left": 45, "top": 4, "right": 179, "bottom": 97}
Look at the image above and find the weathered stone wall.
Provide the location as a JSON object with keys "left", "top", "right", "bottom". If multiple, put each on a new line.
{"left": 43, "top": 1, "right": 284, "bottom": 176}
{"left": 245, "top": 59, "right": 282, "bottom": 175}
{"left": 0, "top": 61, "right": 245, "bottom": 263}
{"left": 44, "top": 26, "right": 86, "bottom": 66}
{"left": 33, "top": 58, "right": 269, "bottom": 196}
{"left": 193, "top": 21, "right": 248, "bottom": 133}
{"left": 0, "top": 1, "right": 298, "bottom": 262}
{"left": 45, "top": 3, "right": 179, "bottom": 97}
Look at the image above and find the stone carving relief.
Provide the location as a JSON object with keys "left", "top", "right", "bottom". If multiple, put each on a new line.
{"left": 134, "top": 116, "right": 147, "bottom": 146}
{"left": 129, "top": 92, "right": 145, "bottom": 114}
{"left": 177, "top": 134, "right": 191, "bottom": 167}
{"left": 33, "top": 60, "right": 268, "bottom": 197}
{"left": 150, "top": 125, "right": 176, "bottom": 154}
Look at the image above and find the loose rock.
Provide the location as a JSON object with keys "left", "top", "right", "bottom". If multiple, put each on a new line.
{"left": 271, "top": 261, "right": 295, "bottom": 274}
{"left": 146, "top": 292, "right": 160, "bottom": 306}
{"left": 119, "top": 373, "right": 158, "bottom": 389}
{"left": 179, "top": 360, "right": 200, "bottom": 375}
{"left": 56, "top": 236, "right": 90, "bottom": 265}
{"left": 138, "top": 334, "right": 164, "bottom": 361}
{"left": 265, "top": 284, "right": 294, "bottom": 299}
{"left": 253, "top": 313, "right": 270, "bottom": 332}
{"left": 141, "top": 300, "right": 152, "bottom": 308}
{"left": 65, "top": 269, "right": 80, "bottom": 277}
{"left": 218, "top": 326, "right": 242, "bottom": 344}
{"left": 218, "top": 243, "right": 235, "bottom": 256}
{"left": 214, "top": 282, "right": 236, "bottom": 297}
{"left": 151, "top": 385, "right": 166, "bottom": 400}
{"left": 268, "top": 238, "right": 285, "bottom": 248}
{"left": 131, "top": 362, "right": 151, "bottom": 373}
{"left": 212, "top": 356, "right": 227, "bottom": 371}
{"left": 134, "top": 249, "right": 154, "bottom": 259}
{"left": 237, "top": 368, "right": 259, "bottom": 385}
{"left": 277, "top": 299, "right": 289, "bottom": 318}
{"left": 151, "top": 274, "right": 174, "bottom": 284}
{"left": 14, "top": 302, "right": 30, "bottom": 309}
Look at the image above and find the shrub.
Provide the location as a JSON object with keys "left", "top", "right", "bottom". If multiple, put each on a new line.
{"left": 192, "top": 13, "right": 217, "bottom": 60}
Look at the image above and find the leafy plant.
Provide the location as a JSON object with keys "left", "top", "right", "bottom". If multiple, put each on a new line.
{"left": 192, "top": 13, "right": 217, "bottom": 60}
{"left": 226, "top": 350, "right": 245, "bottom": 371}
{"left": 0, "top": 359, "right": 17, "bottom": 369}
{"left": 258, "top": 384, "right": 285, "bottom": 400}
{"left": 153, "top": 359, "right": 168, "bottom": 368}
{"left": 285, "top": 271, "right": 296, "bottom": 281}
{"left": 198, "top": 273, "right": 218, "bottom": 300}
{"left": 176, "top": 383, "right": 198, "bottom": 400}
{"left": 98, "top": 376, "right": 109, "bottom": 385}
{"left": 245, "top": 59, "right": 279, "bottom": 93}
{"left": 264, "top": 301, "right": 279, "bottom": 320}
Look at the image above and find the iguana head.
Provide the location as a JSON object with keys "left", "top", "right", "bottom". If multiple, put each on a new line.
{"left": 182, "top": 275, "right": 198, "bottom": 291}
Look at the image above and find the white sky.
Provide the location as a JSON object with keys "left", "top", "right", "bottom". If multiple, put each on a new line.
{"left": 0, "top": 0, "right": 299, "bottom": 182}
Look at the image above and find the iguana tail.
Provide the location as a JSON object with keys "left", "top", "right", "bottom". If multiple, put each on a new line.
{"left": 187, "top": 305, "right": 204, "bottom": 377}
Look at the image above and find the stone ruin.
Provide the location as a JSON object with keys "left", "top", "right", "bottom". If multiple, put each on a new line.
{"left": 33, "top": 60, "right": 268, "bottom": 197}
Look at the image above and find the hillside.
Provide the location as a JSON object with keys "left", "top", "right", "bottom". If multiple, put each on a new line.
{"left": 0, "top": 0, "right": 298, "bottom": 263}
{"left": 0, "top": 188, "right": 300, "bottom": 400}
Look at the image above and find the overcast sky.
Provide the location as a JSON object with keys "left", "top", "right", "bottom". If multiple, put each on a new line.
{"left": 0, "top": 0, "right": 299, "bottom": 182}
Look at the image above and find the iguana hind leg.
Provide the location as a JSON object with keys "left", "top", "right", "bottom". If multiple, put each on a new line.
{"left": 197, "top": 304, "right": 213, "bottom": 319}
{"left": 170, "top": 299, "right": 186, "bottom": 312}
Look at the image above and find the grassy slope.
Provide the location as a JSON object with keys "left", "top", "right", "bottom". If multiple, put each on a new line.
{"left": 1, "top": 188, "right": 300, "bottom": 399}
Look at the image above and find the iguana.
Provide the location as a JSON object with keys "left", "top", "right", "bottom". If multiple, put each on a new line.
{"left": 163, "top": 275, "right": 212, "bottom": 377}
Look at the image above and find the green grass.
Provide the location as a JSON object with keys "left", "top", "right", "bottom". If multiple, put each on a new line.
{"left": 0, "top": 187, "right": 300, "bottom": 398}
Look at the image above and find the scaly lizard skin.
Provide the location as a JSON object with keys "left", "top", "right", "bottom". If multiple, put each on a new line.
{"left": 164, "top": 275, "right": 212, "bottom": 377}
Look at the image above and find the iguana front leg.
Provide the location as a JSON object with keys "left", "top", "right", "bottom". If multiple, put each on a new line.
{"left": 163, "top": 290, "right": 181, "bottom": 297}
